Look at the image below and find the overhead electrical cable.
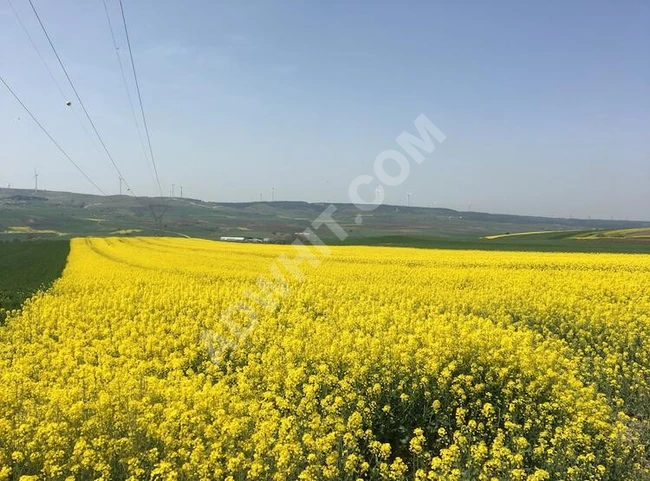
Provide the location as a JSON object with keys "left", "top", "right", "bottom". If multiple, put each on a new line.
{"left": 117, "top": 0, "right": 163, "bottom": 197}
{"left": 7, "top": 0, "right": 66, "bottom": 101}
{"left": 7, "top": 0, "right": 104, "bottom": 157}
{"left": 27, "top": 0, "right": 136, "bottom": 195}
{"left": 1, "top": 75, "right": 107, "bottom": 195}
{"left": 101, "top": 0, "right": 154, "bottom": 180}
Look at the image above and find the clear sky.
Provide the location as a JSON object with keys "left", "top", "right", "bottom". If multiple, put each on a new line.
{"left": 1, "top": 0, "right": 648, "bottom": 220}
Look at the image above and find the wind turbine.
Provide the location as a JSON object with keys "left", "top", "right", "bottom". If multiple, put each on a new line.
{"left": 406, "top": 192, "right": 414, "bottom": 207}
{"left": 33, "top": 169, "right": 39, "bottom": 192}
{"left": 375, "top": 186, "right": 383, "bottom": 204}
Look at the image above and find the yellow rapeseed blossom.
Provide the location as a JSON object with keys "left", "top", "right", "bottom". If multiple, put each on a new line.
{"left": 1, "top": 237, "right": 649, "bottom": 479}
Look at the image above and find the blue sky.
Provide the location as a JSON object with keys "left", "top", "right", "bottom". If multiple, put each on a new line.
{"left": 1, "top": 0, "right": 648, "bottom": 219}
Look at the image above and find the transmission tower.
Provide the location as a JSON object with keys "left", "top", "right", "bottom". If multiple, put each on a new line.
{"left": 148, "top": 203, "right": 169, "bottom": 231}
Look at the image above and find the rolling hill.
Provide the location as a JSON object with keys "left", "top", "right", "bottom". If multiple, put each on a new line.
{"left": 1, "top": 187, "right": 649, "bottom": 252}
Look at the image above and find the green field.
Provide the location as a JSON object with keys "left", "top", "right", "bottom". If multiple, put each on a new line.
{"left": 0, "top": 240, "right": 70, "bottom": 323}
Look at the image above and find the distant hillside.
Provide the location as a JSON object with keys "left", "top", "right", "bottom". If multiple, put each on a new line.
{"left": 1, "top": 188, "right": 649, "bottom": 252}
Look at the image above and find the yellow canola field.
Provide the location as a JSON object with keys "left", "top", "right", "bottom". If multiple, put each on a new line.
{"left": 2, "top": 237, "right": 650, "bottom": 480}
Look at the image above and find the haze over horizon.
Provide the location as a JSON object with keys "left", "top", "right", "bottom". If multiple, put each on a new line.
{"left": 1, "top": 0, "right": 648, "bottom": 220}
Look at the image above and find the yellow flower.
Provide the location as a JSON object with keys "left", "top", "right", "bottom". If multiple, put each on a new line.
{"left": 1, "top": 237, "right": 648, "bottom": 479}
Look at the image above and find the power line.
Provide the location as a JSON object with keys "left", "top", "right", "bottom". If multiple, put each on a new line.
{"left": 9, "top": 0, "right": 170, "bottom": 232}
{"left": 111, "top": 0, "right": 170, "bottom": 236}
{"left": 1, "top": 75, "right": 107, "bottom": 195}
{"left": 101, "top": 0, "right": 153, "bottom": 179}
{"left": 118, "top": 0, "right": 163, "bottom": 197}
{"left": 27, "top": 0, "right": 135, "bottom": 195}
{"left": 7, "top": 0, "right": 66, "bottom": 100}
{"left": 7, "top": 0, "right": 104, "bottom": 157}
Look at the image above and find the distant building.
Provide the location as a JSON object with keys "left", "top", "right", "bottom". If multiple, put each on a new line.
{"left": 220, "top": 236, "right": 268, "bottom": 243}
